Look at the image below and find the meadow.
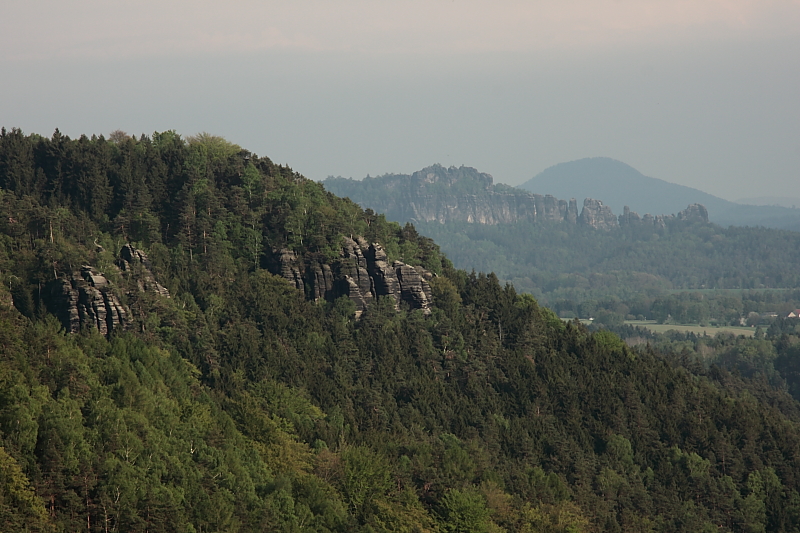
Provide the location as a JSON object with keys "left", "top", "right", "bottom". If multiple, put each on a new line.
{"left": 623, "top": 320, "right": 755, "bottom": 337}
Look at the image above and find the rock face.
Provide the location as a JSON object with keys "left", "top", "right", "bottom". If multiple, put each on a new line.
{"left": 274, "top": 236, "right": 433, "bottom": 317}
{"left": 276, "top": 249, "right": 305, "bottom": 292}
{"left": 566, "top": 198, "right": 579, "bottom": 224}
{"left": 50, "top": 267, "right": 128, "bottom": 336}
{"left": 48, "top": 245, "right": 173, "bottom": 336}
{"left": 618, "top": 206, "right": 641, "bottom": 226}
{"left": 118, "top": 244, "right": 170, "bottom": 298}
{"left": 335, "top": 236, "right": 374, "bottom": 316}
{"left": 324, "top": 164, "right": 712, "bottom": 233}
{"left": 311, "top": 264, "right": 334, "bottom": 301}
{"left": 678, "top": 203, "right": 709, "bottom": 223}
{"left": 618, "top": 203, "right": 708, "bottom": 229}
{"left": 0, "top": 284, "right": 12, "bottom": 311}
{"left": 579, "top": 198, "right": 619, "bottom": 230}
{"left": 366, "top": 243, "right": 401, "bottom": 300}
{"left": 394, "top": 262, "right": 433, "bottom": 312}
{"left": 325, "top": 165, "right": 583, "bottom": 226}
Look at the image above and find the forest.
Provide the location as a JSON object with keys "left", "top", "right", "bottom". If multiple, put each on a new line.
{"left": 415, "top": 220, "right": 800, "bottom": 324}
{"left": 598, "top": 316, "right": 800, "bottom": 403}
{"left": 324, "top": 168, "right": 800, "bottom": 324}
{"left": 2, "top": 128, "right": 800, "bottom": 532}
{"left": 415, "top": 220, "right": 800, "bottom": 298}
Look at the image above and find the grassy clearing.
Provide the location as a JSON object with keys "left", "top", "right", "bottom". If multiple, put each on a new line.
{"left": 624, "top": 320, "right": 755, "bottom": 337}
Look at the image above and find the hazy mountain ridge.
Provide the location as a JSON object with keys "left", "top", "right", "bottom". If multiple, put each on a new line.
{"left": 322, "top": 161, "right": 800, "bottom": 312}
{"left": 521, "top": 157, "right": 800, "bottom": 231}
{"left": 324, "top": 163, "right": 708, "bottom": 231}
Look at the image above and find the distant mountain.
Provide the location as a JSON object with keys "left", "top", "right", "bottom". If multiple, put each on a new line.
{"left": 323, "top": 164, "right": 707, "bottom": 231}
{"left": 718, "top": 204, "right": 800, "bottom": 232}
{"left": 518, "top": 157, "right": 735, "bottom": 218}
{"left": 519, "top": 157, "right": 800, "bottom": 231}
{"left": 323, "top": 163, "right": 800, "bottom": 305}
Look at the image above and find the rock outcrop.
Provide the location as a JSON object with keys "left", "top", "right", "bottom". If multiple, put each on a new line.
{"left": 311, "top": 263, "right": 334, "bottom": 301}
{"left": 47, "top": 245, "right": 174, "bottom": 336}
{"left": 579, "top": 198, "right": 619, "bottom": 230}
{"left": 118, "top": 244, "right": 170, "bottom": 298}
{"left": 0, "top": 283, "right": 12, "bottom": 311}
{"left": 338, "top": 236, "right": 374, "bottom": 314}
{"left": 394, "top": 262, "right": 433, "bottom": 313}
{"left": 566, "top": 198, "right": 579, "bottom": 224}
{"left": 341, "top": 237, "right": 373, "bottom": 296}
{"left": 326, "top": 165, "right": 584, "bottom": 226}
{"left": 618, "top": 203, "right": 708, "bottom": 229}
{"left": 366, "top": 243, "right": 401, "bottom": 300}
{"left": 324, "top": 164, "right": 712, "bottom": 233}
{"left": 276, "top": 249, "right": 305, "bottom": 292}
{"left": 50, "top": 267, "right": 128, "bottom": 336}
{"left": 618, "top": 206, "right": 641, "bottom": 226}
{"left": 273, "top": 236, "right": 433, "bottom": 317}
{"left": 678, "top": 203, "right": 709, "bottom": 223}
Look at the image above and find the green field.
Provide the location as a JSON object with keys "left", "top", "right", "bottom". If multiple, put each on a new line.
{"left": 624, "top": 320, "right": 755, "bottom": 337}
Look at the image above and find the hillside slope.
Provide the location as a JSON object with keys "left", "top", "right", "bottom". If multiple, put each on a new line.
{"left": 2, "top": 128, "right": 800, "bottom": 532}
{"left": 324, "top": 164, "right": 800, "bottom": 303}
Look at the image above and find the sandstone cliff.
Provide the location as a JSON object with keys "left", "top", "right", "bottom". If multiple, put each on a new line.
{"left": 619, "top": 203, "right": 710, "bottom": 229}
{"left": 275, "top": 237, "right": 433, "bottom": 318}
{"left": 325, "top": 165, "right": 581, "bottom": 226}
{"left": 323, "top": 164, "right": 711, "bottom": 232}
{"left": 579, "top": 198, "right": 618, "bottom": 230}
{"left": 48, "top": 245, "right": 171, "bottom": 336}
{"left": 49, "top": 266, "right": 129, "bottom": 336}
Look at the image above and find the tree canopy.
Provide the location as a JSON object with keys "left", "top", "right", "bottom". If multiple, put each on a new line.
{"left": 1, "top": 128, "right": 800, "bottom": 532}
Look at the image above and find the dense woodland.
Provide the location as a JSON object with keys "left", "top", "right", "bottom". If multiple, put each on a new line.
{"left": 2, "top": 128, "right": 800, "bottom": 532}
{"left": 414, "top": 220, "right": 800, "bottom": 322}
{"left": 325, "top": 166, "right": 800, "bottom": 315}
{"left": 415, "top": 220, "right": 800, "bottom": 297}
{"left": 549, "top": 290, "right": 800, "bottom": 329}
{"left": 600, "top": 317, "right": 800, "bottom": 403}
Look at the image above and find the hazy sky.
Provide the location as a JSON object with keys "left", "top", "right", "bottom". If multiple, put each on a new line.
{"left": 2, "top": 0, "right": 799, "bottom": 200}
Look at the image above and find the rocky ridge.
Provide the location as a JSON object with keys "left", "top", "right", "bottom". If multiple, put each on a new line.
{"left": 118, "top": 244, "right": 170, "bottom": 298}
{"left": 323, "top": 164, "right": 711, "bottom": 231}
{"left": 619, "top": 203, "right": 709, "bottom": 229}
{"left": 48, "top": 245, "right": 171, "bottom": 336}
{"left": 49, "top": 266, "right": 129, "bottom": 336}
{"left": 275, "top": 237, "right": 433, "bottom": 318}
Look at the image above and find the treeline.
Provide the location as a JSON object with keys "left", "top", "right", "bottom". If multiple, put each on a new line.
{"left": 2, "top": 129, "right": 800, "bottom": 531}
{"left": 599, "top": 317, "right": 800, "bottom": 403}
{"left": 414, "top": 219, "right": 800, "bottom": 302}
{"left": 550, "top": 290, "right": 800, "bottom": 326}
{"left": 326, "top": 165, "right": 523, "bottom": 199}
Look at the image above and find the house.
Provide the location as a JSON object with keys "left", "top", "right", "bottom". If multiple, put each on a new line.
{"left": 787, "top": 310, "right": 800, "bottom": 318}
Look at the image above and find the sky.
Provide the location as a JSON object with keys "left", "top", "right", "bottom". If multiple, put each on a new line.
{"left": 2, "top": 0, "right": 799, "bottom": 201}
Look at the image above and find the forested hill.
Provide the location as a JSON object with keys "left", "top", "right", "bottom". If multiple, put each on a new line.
{"left": 323, "top": 163, "right": 800, "bottom": 303}
{"left": 3, "top": 129, "right": 800, "bottom": 532}
{"left": 416, "top": 218, "right": 800, "bottom": 301}
{"left": 323, "top": 164, "right": 708, "bottom": 231}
